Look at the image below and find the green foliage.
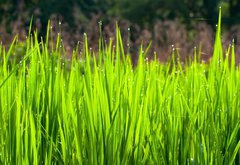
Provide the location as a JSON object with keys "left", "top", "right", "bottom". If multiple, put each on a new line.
{"left": 0, "top": 10, "right": 240, "bottom": 164}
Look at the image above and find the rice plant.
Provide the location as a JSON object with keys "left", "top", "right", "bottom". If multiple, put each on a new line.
{"left": 0, "top": 9, "right": 239, "bottom": 164}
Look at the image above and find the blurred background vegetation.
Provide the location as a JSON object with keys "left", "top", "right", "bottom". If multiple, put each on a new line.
{"left": 1, "top": 0, "right": 240, "bottom": 61}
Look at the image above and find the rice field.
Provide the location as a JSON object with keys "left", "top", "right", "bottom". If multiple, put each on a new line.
{"left": 0, "top": 10, "right": 239, "bottom": 164}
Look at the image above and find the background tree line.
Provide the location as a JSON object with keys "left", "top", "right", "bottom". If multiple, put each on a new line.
{"left": 1, "top": 0, "right": 240, "bottom": 62}
{"left": 1, "top": 0, "right": 240, "bottom": 30}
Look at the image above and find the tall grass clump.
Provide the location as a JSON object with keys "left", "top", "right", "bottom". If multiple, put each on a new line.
{"left": 0, "top": 9, "right": 239, "bottom": 164}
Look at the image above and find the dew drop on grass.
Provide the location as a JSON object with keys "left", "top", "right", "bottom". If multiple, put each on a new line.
{"left": 59, "top": 21, "right": 61, "bottom": 25}
{"left": 190, "top": 158, "right": 195, "bottom": 163}
{"left": 112, "top": 98, "right": 115, "bottom": 102}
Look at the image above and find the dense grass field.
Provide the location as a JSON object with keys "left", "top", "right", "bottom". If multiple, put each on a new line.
{"left": 0, "top": 10, "right": 240, "bottom": 164}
